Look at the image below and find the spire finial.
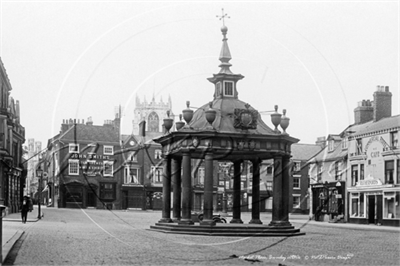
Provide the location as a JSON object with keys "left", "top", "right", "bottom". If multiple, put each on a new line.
{"left": 216, "top": 8, "right": 232, "bottom": 74}
{"left": 216, "top": 8, "right": 230, "bottom": 27}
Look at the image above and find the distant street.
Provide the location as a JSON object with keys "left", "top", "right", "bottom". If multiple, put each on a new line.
{"left": 4, "top": 208, "right": 399, "bottom": 265}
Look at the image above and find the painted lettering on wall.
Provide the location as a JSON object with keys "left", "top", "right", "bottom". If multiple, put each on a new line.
{"left": 365, "top": 136, "right": 385, "bottom": 181}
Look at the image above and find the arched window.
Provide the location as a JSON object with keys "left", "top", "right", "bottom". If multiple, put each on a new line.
{"left": 148, "top": 112, "right": 159, "bottom": 132}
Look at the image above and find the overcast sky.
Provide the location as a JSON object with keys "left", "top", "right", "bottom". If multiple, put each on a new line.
{"left": 1, "top": 0, "right": 398, "bottom": 148}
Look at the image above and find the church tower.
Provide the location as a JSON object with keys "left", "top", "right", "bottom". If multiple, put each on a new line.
{"left": 132, "top": 94, "right": 174, "bottom": 135}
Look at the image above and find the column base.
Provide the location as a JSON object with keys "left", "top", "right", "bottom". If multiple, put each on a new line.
{"left": 158, "top": 218, "right": 172, "bottom": 223}
{"left": 178, "top": 219, "right": 194, "bottom": 225}
{"left": 172, "top": 217, "right": 181, "bottom": 223}
{"left": 200, "top": 219, "right": 216, "bottom": 226}
{"left": 249, "top": 219, "right": 263, "bottom": 224}
{"left": 269, "top": 220, "right": 292, "bottom": 227}
{"left": 230, "top": 218, "right": 243, "bottom": 224}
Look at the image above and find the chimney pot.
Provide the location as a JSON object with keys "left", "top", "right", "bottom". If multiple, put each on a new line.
{"left": 385, "top": 86, "right": 389, "bottom": 92}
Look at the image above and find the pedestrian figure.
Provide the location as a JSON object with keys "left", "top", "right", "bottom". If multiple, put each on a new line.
{"left": 21, "top": 196, "right": 33, "bottom": 224}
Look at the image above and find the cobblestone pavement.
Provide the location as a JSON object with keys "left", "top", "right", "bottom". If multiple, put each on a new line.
{"left": 4, "top": 208, "right": 400, "bottom": 265}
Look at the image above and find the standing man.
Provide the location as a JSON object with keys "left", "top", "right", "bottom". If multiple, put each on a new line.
{"left": 20, "top": 196, "right": 33, "bottom": 223}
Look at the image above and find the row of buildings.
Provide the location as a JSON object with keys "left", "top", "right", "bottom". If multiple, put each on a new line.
{"left": 36, "top": 86, "right": 399, "bottom": 228}
{"left": 36, "top": 94, "right": 322, "bottom": 216}
{"left": 0, "top": 57, "right": 26, "bottom": 215}
{"left": 308, "top": 85, "right": 399, "bottom": 227}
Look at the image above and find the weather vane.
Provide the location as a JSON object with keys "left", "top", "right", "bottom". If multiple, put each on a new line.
{"left": 216, "top": 8, "right": 230, "bottom": 26}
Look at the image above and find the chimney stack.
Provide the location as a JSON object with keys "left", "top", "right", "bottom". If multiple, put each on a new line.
{"left": 86, "top": 117, "right": 93, "bottom": 126}
{"left": 61, "top": 119, "right": 69, "bottom": 132}
{"left": 315, "top": 136, "right": 326, "bottom": 149}
{"left": 354, "top": 99, "right": 373, "bottom": 124}
{"left": 373, "top": 85, "right": 392, "bottom": 122}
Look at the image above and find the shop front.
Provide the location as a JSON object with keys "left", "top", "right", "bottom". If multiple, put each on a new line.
{"left": 311, "top": 181, "right": 345, "bottom": 222}
{"left": 347, "top": 178, "right": 400, "bottom": 226}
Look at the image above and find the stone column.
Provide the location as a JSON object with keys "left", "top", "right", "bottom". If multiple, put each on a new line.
{"left": 201, "top": 152, "right": 215, "bottom": 225}
{"left": 179, "top": 151, "right": 193, "bottom": 224}
{"left": 159, "top": 155, "right": 172, "bottom": 223}
{"left": 282, "top": 156, "right": 292, "bottom": 225}
{"left": 230, "top": 160, "right": 243, "bottom": 224}
{"left": 172, "top": 157, "right": 182, "bottom": 222}
{"left": 269, "top": 156, "right": 291, "bottom": 226}
{"left": 249, "top": 159, "right": 262, "bottom": 224}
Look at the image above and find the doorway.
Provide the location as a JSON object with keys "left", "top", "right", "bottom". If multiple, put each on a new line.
{"left": 87, "top": 191, "right": 96, "bottom": 208}
{"left": 368, "top": 196, "right": 375, "bottom": 223}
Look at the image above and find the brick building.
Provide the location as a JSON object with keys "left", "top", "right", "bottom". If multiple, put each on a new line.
{"left": 0, "top": 57, "right": 26, "bottom": 215}
{"left": 46, "top": 113, "right": 124, "bottom": 209}
{"left": 309, "top": 85, "right": 399, "bottom": 226}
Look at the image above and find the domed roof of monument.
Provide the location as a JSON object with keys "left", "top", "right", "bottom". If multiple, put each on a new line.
{"left": 185, "top": 22, "right": 277, "bottom": 136}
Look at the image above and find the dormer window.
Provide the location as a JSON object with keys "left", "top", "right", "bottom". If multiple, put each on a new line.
{"left": 223, "top": 81, "right": 234, "bottom": 97}
{"left": 341, "top": 137, "right": 348, "bottom": 150}
{"left": 328, "top": 140, "right": 335, "bottom": 152}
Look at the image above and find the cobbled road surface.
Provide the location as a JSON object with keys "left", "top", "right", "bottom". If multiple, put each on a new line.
{"left": 4, "top": 208, "right": 400, "bottom": 265}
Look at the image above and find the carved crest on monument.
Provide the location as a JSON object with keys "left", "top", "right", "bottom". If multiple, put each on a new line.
{"left": 234, "top": 104, "right": 258, "bottom": 129}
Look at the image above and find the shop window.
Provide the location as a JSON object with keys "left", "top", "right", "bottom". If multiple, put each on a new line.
{"left": 68, "top": 160, "right": 79, "bottom": 175}
{"left": 351, "top": 165, "right": 358, "bottom": 186}
{"left": 293, "top": 176, "right": 300, "bottom": 189}
{"left": 100, "top": 183, "right": 116, "bottom": 201}
{"left": 384, "top": 192, "right": 400, "bottom": 219}
{"left": 151, "top": 166, "right": 163, "bottom": 183}
{"left": 124, "top": 167, "right": 139, "bottom": 184}
{"left": 350, "top": 193, "right": 365, "bottom": 218}
{"left": 65, "top": 191, "right": 82, "bottom": 203}
{"left": 69, "top": 143, "right": 79, "bottom": 153}
{"left": 103, "top": 145, "right": 114, "bottom": 155}
{"left": 103, "top": 161, "right": 113, "bottom": 177}
{"left": 293, "top": 195, "right": 301, "bottom": 208}
{"left": 385, "top": 160, "right": 394, "bottom": 184}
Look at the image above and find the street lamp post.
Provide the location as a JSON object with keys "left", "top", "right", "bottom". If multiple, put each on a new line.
{"left": 36, "top": 166, "right": 43, "bottom": 219}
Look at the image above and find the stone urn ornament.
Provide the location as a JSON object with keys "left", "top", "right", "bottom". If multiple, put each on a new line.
{"left": 270, "top": 105, "right": 282, "bottom": 133}
{"left": 175, "top": 114, "right": 185, "bottom": 130}
{"left": 280, "top": 109, "right": 290, "bottom": 134}
{"left": 163, "top": 110, "right": 173, "bottom": 133}
{"left": 205, "top": 102, "right": 216, "bottom": 129}
{"left": 182, "top": 101, "right": 193, "bottom": 127}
